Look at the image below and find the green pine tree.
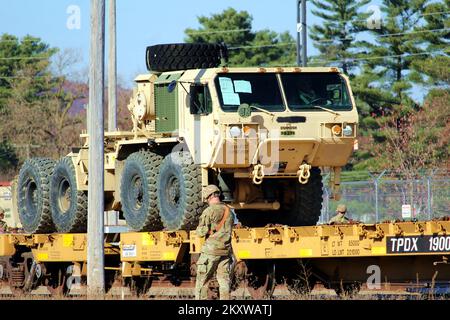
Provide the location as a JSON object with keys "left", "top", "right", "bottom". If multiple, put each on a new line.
{"left": 309, "top": 0, "right": 371, "bottom": 75}
{"left": 309, "top": 0, "right": 448, "bottom": 174}
{"left": 184, "top": 8, "right": 296, "bottom": 67}
{"left": 0, "top": 34, "right": 56, "bottom": 113}
{"left": 0, "top": 34, "right": 86, "bottom": 175}
{"left": 410, "top": 0, "right": 450, "bottom": 89}
{"left": 351, "top": 0, "right": 441, "bottom": 171}
{"left": 0, "top": 34, "right": 57, "bottom": 173}
{"left": 354, "top": 0, "right": 431, "bottom": 110}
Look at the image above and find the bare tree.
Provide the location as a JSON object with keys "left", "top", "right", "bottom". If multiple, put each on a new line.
{"left": 375, "top": 94, "right": 449, "bottom": 180}
{"left": 0, "top": 49, "right": 87, "bottom": 163}
{"left": 372, "top": 92, "right": 449, "bottom": 211}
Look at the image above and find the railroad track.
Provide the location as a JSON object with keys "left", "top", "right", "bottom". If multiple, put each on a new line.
{"left": 0, "top": 282, "right": 429, "bottom": 300}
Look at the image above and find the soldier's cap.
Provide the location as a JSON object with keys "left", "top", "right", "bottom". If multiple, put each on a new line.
{"left": 336, "top": 204, "right": 347, "bottom": 213}
{"left": 203, "top": 185, "right": 220, "bottom": 201}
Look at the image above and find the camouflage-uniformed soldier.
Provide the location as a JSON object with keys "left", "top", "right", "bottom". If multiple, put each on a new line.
{"left": 0, "top": 207, "right": 9, "bottom": 233}
{"left": 329, "top": 204, "right": 349, "bottom": 224}
{"left": 195, "top": 185, "right": 234, "bottom": 300}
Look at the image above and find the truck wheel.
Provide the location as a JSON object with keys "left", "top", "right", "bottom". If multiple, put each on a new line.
{"left": 283, "top": 167, "right": 323, "bottom": 226}
{"left": 50, "top": 157, "right": 87, "bottom": 233}
{"left": 146, "top": 43, "right": 228, "bottom": 72}
{"left": 121, "top": 151, "right": 164, "bottom": 231}
{"left": 17, "top": 158, "right": 56, "bottom": 234}
{"left": 157, "top": 152, "right": 203, "bottom": 230}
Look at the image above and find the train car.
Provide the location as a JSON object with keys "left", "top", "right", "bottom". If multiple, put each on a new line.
{"left": 0, "top": 219, "right": 449, "bottom": 299}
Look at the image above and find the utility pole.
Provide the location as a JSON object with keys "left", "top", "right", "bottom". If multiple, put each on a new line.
{"left": 301, "top": 0, "right": 307, "bottom": 67}
{"left": 296, "top": 0, "right": 301, "bottom": 66}
{"left": 108, "top": 0, "right": 117, "bottom": 132}
{"left": 296, "top": 0, "right": 307, "bottom": 66}
{"left": 87, "top": 0, "right": 105, "bottom": 297}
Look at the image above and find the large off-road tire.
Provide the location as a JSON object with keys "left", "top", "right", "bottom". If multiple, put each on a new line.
{"left": 146, "top": 43, "right": 228, "bottom": 72}
{"left": 157, "top": 152, "right": 203, "bottom": 230}
{"left": 283, "top": 167, "right": 323, "bottom": 226}
{"left": 50, "top": 157, "right": 87, "bottom": 233}
{"left": 120, "top": 151, "right": 164, "bottom": 231}
{"left": 17, "top": 158, "right": 56, "bottom": 234}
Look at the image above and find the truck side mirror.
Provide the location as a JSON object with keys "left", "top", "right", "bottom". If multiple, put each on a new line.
{"left": 190, "top": 85, "right": 212, "bottom": 115}
{"left": 168, "top": 80, "right": 177, "bottom": 93}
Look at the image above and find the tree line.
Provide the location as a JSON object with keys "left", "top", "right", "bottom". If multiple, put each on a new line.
{"left": 0, "top": 35, "right": 132, "bottom": 180}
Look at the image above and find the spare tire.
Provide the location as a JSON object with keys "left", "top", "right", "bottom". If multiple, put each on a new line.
{"left": 120, "top": 150, "right": 164, "bottom": 231}
{"left": 17, "top": 158, "right": 56, "bottom": 234}
{"left": 50, "top": 157, "right": 87, "bottom": 233}
{"left": 146, "top": 43, "right": 228, "bottom": 72}
{"left": 157, "top": 151, "right": 203, "bottom": 230}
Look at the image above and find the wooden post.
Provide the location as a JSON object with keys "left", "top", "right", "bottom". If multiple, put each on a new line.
{"left": 296, "top": 0, "right": 301, "bottom": 66}
{"left": 108, "top": 0, "right": 117, "bottom": 132}
{"left": 87, "top": 0, "right": 105, "bottom": 297}
{"left": 301, "top": 0, "right": 307, "bottom": 67}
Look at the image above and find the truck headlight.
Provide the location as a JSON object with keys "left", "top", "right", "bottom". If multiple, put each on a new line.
{"left": 343, "top": 125, "right": 353, "bottom": 137}
{"left": 229, "top": 126, "right": 242, "bottom": 138}
{"left": 243, "top": 125, "right": 256, "bottom": 137}
{"left": 331, "top": 125, "right": 342, "bottom": 136}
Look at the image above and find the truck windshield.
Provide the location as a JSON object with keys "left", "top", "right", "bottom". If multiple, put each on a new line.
{"left": 215, "top": 73, "right": 285, "bottom": 112}
{"left": 281, "top": 73, "right": 352, "bottom": 111}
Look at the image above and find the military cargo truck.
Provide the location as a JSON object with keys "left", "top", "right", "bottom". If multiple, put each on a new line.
{"left": 0, "top": 181, "right": 21, "bottom": 230}
{"left": 16, "top": 43, "right": 358, "bottom": 234}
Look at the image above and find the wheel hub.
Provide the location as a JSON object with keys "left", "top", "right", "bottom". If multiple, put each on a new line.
{"left": 167, "top": 176, "right": 180, "bottom": 206}
{"left": 58, "top": 179, "right": 71, "bottom": 214}
{"left": 131, "top": 176, "right": 143, "bottom": 210}
{"left": 25, "top": 179, "right": 38, "bottom": 214}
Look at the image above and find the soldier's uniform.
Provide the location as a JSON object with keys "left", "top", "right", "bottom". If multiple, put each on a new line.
{"left": 329, "top": 212, "right": 349, "bottom": 224}
{"left": 329, "top": 204, "right": 349, "bottom": 224}
{"left": 0, "top": 207, "right": 8, "bottom": 233}
{"left": 0, "top": 220, "right": 8, "bottom": 233}
{"left": 195, "top": 202, "right": 234, "bottom": 300}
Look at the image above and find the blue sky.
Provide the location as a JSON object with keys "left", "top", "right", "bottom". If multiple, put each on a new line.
{"left": 0, "top": 0, "right": 326, "bottom": 83}
{"left": 1, "top": 0, "right": 386, "bottom": 86}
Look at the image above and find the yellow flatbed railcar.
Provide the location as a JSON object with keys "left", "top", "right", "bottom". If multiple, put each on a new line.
{"left": 0, "top": 220, "right": 449, "bottom": 298}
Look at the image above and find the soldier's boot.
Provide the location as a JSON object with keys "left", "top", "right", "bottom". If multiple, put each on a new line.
{"left": 219, "top": 288, "right": 230, "bottom": 300}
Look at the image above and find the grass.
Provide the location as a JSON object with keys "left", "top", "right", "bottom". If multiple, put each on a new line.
{"left": 1, "top": 279, "right": 448, "bottom": 300}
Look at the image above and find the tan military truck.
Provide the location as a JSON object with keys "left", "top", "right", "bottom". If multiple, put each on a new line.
{"left": 0, "top": 181, "right": 21, "bottom": 230}
{"left": 16, "top": 43, "right": 358, "bottom": 234}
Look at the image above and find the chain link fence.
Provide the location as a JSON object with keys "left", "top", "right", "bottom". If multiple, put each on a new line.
{"left": 318, "top": 171, "right": 450, "bottom": 224}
